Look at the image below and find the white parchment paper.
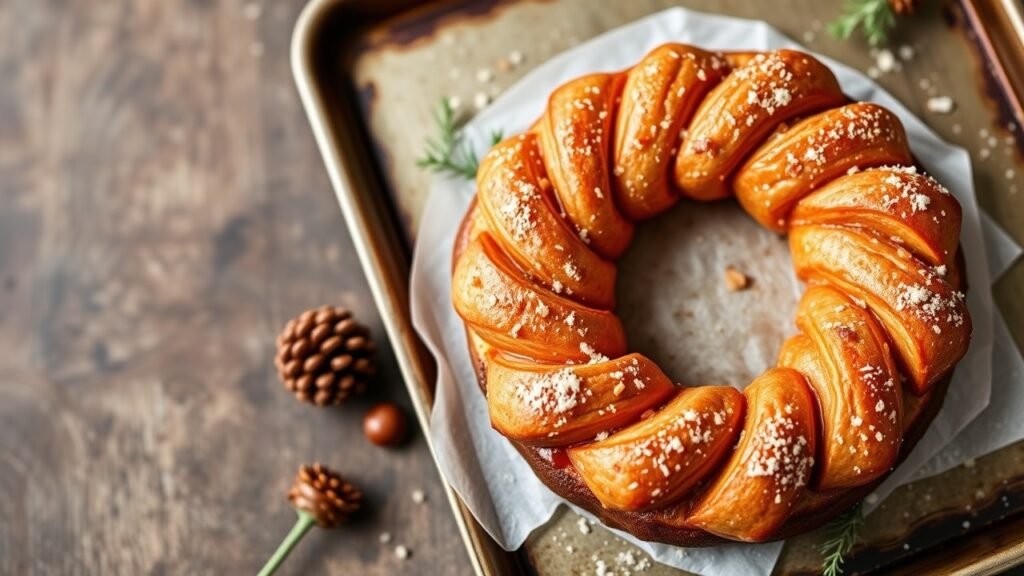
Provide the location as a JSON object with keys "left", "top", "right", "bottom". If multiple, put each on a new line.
{"left": 410, "top": 8, "right": 1024, "bottom": 575}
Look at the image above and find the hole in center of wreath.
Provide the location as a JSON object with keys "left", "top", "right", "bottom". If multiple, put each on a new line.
{"left": 615, "top": 199, "right": 801, "bottom": 389}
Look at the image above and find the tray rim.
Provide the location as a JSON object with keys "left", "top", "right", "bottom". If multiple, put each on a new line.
{"left": 290, "top": 1, "right": 515, "bottom": 574}
{"left": 289, "top": 0, "right": 1024, "bottom": 574}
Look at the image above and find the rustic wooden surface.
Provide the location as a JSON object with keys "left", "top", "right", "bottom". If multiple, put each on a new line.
{"left": 0, "top": 0, "right": 470, "bottom": 574}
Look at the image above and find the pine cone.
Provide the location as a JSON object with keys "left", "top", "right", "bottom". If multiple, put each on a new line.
{"left": 275, "top": 306, "right": 377, "bottom": 406}
{"left": 288, "top": 463, "right": 362, "bottom": 527}
{"left": 889, "top": 0, "right": 919, "bottom": 15}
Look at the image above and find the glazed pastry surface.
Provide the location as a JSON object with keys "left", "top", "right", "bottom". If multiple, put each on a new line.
{"left": 450, "top": 46, "right": 971, "bottom": 544}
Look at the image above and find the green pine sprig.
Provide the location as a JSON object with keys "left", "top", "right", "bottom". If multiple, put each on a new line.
{"left": 828, "top": 0, "right": 897, "bottom": 46}
{"left": 818, "top": 502, "right": 865, "bottom": 576}
{"left": 417, "top": 98, "right": 504, "bottom": 180}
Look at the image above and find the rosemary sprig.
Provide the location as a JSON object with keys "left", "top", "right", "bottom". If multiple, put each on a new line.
{"left": 818, "top": 502, "right": 865, "bottom": 576}
{"left": 828, "top": 0, "right": 897, "bottom": 46}
{"left": 417, "top": 98, "right": 504, "bottom": 180}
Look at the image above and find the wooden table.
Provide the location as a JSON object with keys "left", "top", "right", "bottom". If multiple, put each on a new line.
{"left": 0, "top": 0, "right": 471, "bottom": 573}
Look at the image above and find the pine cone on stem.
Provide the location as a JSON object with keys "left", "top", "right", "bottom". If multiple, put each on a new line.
{"left": 288, "top": 463, "right": 363, "bottom": 528}
{"left": 275, "top": 306, "right": 377, "bottom": 406}
{"left": 258, "top": 463, "right": 363, "bottom": 576}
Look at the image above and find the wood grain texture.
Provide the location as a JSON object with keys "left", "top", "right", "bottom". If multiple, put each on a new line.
{"left": 0, "top": 0, "right": 469, "bottom": 574}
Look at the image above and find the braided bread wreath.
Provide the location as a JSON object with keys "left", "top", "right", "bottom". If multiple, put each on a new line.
{"left": 449, "top": 46, "right": 972, "bottom": 544}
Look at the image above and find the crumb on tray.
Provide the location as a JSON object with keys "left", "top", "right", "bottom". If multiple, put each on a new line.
{"left": 724, "top": 266, "right": 750, "bottom": 292}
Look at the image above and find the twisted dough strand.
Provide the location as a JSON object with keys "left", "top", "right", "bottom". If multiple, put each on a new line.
{"left": 613, "top": 45, "right": 730, "bottom": 218}
{"left": 540, "top": 73, "right": 633, "bottom": 258}
{"left": 451, "top": 45, "right": 971, "bottom": 543}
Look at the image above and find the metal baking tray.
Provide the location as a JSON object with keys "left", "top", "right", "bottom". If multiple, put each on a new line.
{"left": 291, "top": 0, "right": 1024, "bottom": 574}
{"left": 961, "top": 0, "right": 1024, "bottom": 138}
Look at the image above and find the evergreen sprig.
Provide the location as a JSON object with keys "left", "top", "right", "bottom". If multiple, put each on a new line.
{"left": 818, "top": 502, "right": 865, "bottom": 576}
{"left": 417, "top": 98, "right": 504, "bottom": 180}
{"left": 828, "top": 0, "right": 897, "bottom": 46}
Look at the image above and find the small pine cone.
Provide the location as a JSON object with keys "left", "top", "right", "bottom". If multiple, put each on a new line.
{"left": 288, "top": 463, "right": 362, "bottom": 527}
{"left": 275, "top": 306, "right": 377, "bottom": 406}
{"left": 889, "top": 0, "right": 919, "bottom": 15}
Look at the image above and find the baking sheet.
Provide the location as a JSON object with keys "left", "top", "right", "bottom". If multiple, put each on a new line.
{"left": 409, "top": 7, "right": 1024, "bottom": 575}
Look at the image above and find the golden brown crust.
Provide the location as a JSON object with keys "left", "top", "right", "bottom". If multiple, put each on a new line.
{"left": 460, "top": 322, "right": 951, "bottom": 546}
{"left": 486, "top": 352, "right": 676, "bottom": 447}
{"left": 792, "top": 285, "right": 903, "bottom": 489}
{"left": 674, "top": 50, "right": 846, "bottom": 201}
{"left": 568, "top": 386, "right": 745, "bottom": 512}
{"left": 687, "top": 368, "right": 817, "bottom": 541}
{"left": 734, "top": 103, "right": 912, "bottom": 232}
{"left": 477, "top": 134, "right": 617, "bottom": 309}
{"left": 452, "top": 232, "right": 625, "bottom": 363}
{"left": 613, "top": 45, "right": 730, "bottom": 218}
{"left": 448, "top": 45, "right": 971, "bottom": 546}
{"left": 541, "top": 73, "right": 634, "bottom": 258}
{"left": 789, "top": 224, "right": 970, "bottom": 394}
{"left": 790, "top": 167, "right": 962, "bottom": 267}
